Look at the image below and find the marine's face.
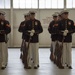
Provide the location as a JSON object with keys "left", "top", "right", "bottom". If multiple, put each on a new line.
{"left": 0, "top": 15, "right": 1, "bottom": 19}
{"left": 0, "top": 14, "right": 4, "bottom": 20}
{"left": 2, "top": 15, "right": 5, "bottom": 20}
{"left": 53, "top": 17, "right": 58, "bottom": 21}
{"left": 27, "top": 15, "right": 30, "bottom": 20}
{"left": 58, "top": 15, "right": 62, "bottom": 20}
{"left": 30, "top": 14, "right": 35, "bottom": 19}
{"left": 25, "top": 15, "right": 30, "bottom": 21}
{"left": 62, "top": 13, "right": 68, "bottom": 19}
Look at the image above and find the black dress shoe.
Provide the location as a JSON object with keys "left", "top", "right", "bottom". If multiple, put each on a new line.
{"left": 66, "top": 64, "right": 68, "bottom": 67}
{"left": 58, "top": 65, "right": 64, "bottom": 69}
{"left": 24, "top": 66, "right": 31, "bottom": 69}
{"left": 68, "top": 66, "right": 72, "bottom": 69}
{"left": 1, "top": 67, "right": 6, "bottom": 70}
{"left": 37, "top": 65, "right": 39, "bottom": 67}
{"left": 5, "top": 64, "right": 7, "bottom": 67}
{"left": 34, "top": 66, "right": 38, "bottom": 69}
{"left": 66, "top": 65, "right": 72, "bottom": 69}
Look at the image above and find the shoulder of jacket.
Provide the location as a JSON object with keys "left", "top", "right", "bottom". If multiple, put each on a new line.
{"left": 68, "top": 19, "right": 74, "bottom": 22}
{"left": 35, "top": 19, "right": 40, "bottom": 22}
{"left": 50, "top": 20, "right": 55, "bottom": 24}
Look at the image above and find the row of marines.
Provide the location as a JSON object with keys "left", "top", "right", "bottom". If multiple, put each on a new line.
{"left": 0, "top": 10, "right": 74, "bottom": 70}
{"left": 18, "top": 11, "right": 43, "bottom": 69}
{"left": 48, "top": 10, "right": 75, "bottom": 69}
{"left": 19, "top": 10, "right": 75, "bottom": 69}
{"left": 0, "top": 11, "right": 11, "bottom": 70}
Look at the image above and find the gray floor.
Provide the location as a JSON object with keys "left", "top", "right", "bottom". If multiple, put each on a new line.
{"left": 0, "top": 48, "right": 75, "bottom": 75}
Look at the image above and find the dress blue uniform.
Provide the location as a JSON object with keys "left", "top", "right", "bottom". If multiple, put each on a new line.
{"left": 23, "top": 11, "right": 43, "bottom": 69}
{"left": 18, "top": 13, "right": 30, "bottom": 65}
{"left": 58, "top": 10, "right": 75, "bottom": 69}
{"left": 0, "top": 11, "right": 11, "bottom": 69}
{"left": 48, "top": 13, "right": 59, "bottom": 61}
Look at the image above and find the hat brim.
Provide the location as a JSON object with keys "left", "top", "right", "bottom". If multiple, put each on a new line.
{"left": 30, "top": 13, "right": 35, "bottom": 15}
{"left": 0, "top": 13, "right": 5, "bottom": 16}
{"left": 63, "top": 12, "right": 69, "bottom": 14}
{"left": 53, "top": 16, "right": 58, "bottom": 17}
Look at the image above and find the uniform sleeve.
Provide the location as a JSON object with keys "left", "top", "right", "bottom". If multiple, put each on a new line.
{"left": 48, "top": 22, "right": 59, "bottom": 34}
{"left": 35, "top": 21, "right": 43, "bottom": 34}
{"left": 68, "top": 21, "right": 75, "bottom": 34}
{"left": 23, "top": 21, "right": 30, "bottom": 36}
{"left": 18, "top": 22, "right": 24, "bottom": 32}
{"left": 58, "top": 21, "right": 63, "bottom": 35}
{"left": 5, "top": 21, "right": 11, "bottom": 34}
{"left": 48, "top": 22, "right": 52, "bottom": 34}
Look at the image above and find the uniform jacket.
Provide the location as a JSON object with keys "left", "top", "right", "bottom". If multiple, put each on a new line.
{"left": 48, "top": 20, "right": 59, "bottom": 41}
{"left": 18, "top": 21, "right": 26, "bottom": 39}
{"left": 23, "top": 19, "right": 43, "bottom": 43}
{"left": 58, "top": 19, "right": 75, "bottom": 42}
{"left": 0, "top": 20, "right": 11, "bottom": 42}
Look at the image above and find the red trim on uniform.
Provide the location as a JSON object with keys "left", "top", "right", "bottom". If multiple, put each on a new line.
{"left": 54, "top": 24, "right": 58, "bottom": 27}
{"left": 6, "top": 24, "right": 11, "bottom": 27}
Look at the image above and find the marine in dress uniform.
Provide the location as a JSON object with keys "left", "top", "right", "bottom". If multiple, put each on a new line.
{"left": 48, "top": 13, "right": 59, "bottom": 62}
{"left": 56, "top": 12, "right": 65, "bottom": 69}
{"left": 48, "top": 13, "right": 64, "bottom": 69}
{"left": 23, "top": 11, "right": 43, "bottom": 69}
{"left": 0, "top": 11, "right": 11, "bottom": 69}
{"left": 18, "top": 13, "right": 30, "bottom": 63}
{"left": 58, "top": 13, "right": 63, "bottom": 21}
{"left": 58, "top": 10, "right": 75, "bottom": 69}
{"left": 54, "top": 12, "right": 62, "bottom": 21}
{"left": 18, "top": 13, "right": 30, "bottom": 39}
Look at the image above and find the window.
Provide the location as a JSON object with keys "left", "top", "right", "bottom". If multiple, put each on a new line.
{"left": 39, "top": 0, "right": 64, "bottom": 9}
{"left": 52, "top": 0, "right": 58, "bottom": 8}
{"left": 45, "top": 0, "right": 51, "bottom": 8}
{"left": 66, "top": 0, "right": 72, "bottom": 8}
{"left": 0, "top": 0, "right": 64, "bottom": 9}
{"left": 19, "top": 0, "right": 25, "bottom": 8}
{"left": 13, "top": 0, "right": 19, "bottom": 8}
{"left": 39, "top": 0, "right": 45, "bottom": 8}
{"left": 66, "top": 0, "right": 75, "bottom": 8}
{"left": 73, "top": 0, "right": 75, "bottom": 8}
{"left": 26, "top": 0, "right": 32, "bottom": 8}
{"left": 58, "top": 0, "right": 64, "bottom": 8}
{"left": 0, "top": 0, "right": 4, "bottom": 8}
{"left": 25, "top": 0, "right": 38, "bottom": 8}
{"left": 32, "top": 0, "right": 38, "bottom": 8}
{"left": 13, "top": 0, "right": 38, "bottom": 9}
{"left": 0, "top": 0, "right": 10, "bottom": 9}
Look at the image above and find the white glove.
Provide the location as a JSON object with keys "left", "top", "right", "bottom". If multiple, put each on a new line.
{"left": 65, "top": 30, "right": 68, "bottom": 33}
{"left": 31, "top": 29, "right": 35, "bottom": 33}
{"left": 63, "top": 31, "right": 67, "bottom": 36}
{"left": 30, "top": 32, "right": 34, "bottom": 36}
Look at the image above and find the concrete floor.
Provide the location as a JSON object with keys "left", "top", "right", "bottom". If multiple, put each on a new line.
{"left": 0, "top": 48, "right": 75, "bottom": 75}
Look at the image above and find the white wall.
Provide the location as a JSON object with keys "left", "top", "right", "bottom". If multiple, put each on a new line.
{"left": 0, "top": 9, "right": 75, "bottom": 47}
